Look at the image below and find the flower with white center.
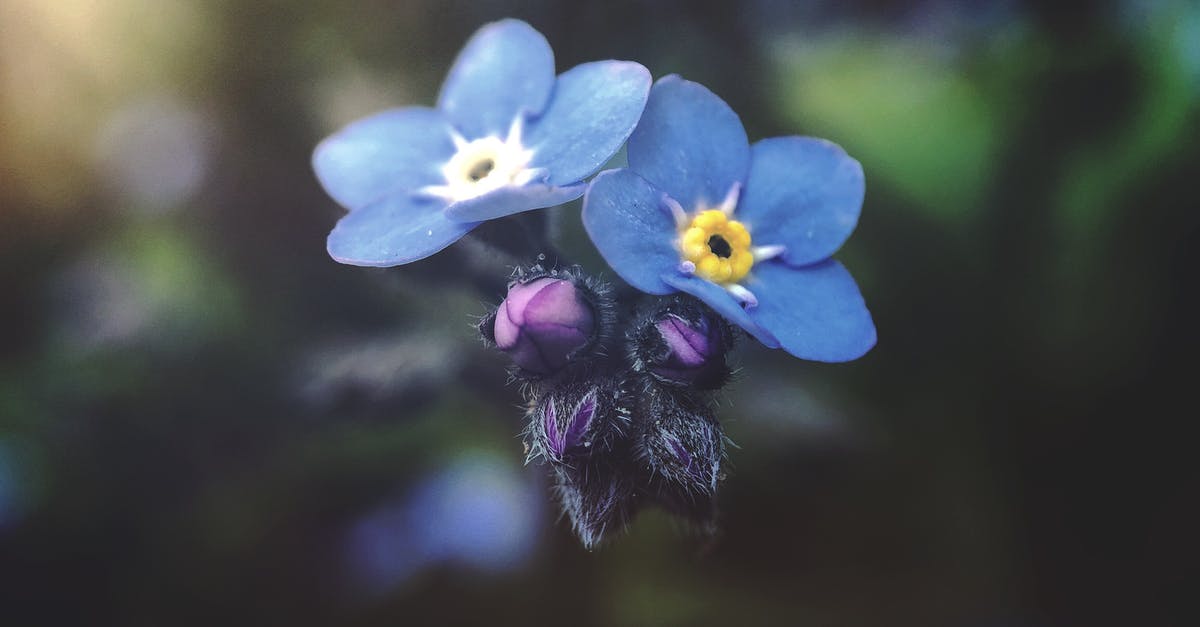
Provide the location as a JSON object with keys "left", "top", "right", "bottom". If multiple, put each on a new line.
{"left": 313, "top": 19, "right": 650, "bottom": 267}
{"left": 583, "top": 75, "right": 876, "bottom": 362}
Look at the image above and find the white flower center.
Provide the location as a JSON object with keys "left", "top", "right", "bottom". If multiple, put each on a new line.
{"left": 422, "top": 117, "right": 540, "bottom": 202}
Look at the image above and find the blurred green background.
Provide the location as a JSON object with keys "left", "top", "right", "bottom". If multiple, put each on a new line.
{"left": 1, "top": 1, "right": 1197, "bottom": 625}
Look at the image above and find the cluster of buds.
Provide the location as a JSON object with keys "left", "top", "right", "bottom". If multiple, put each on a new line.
{"left": 479, "top": 262, "right": 735, "bottom": 548}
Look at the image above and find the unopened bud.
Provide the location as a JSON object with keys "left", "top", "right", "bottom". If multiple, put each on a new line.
{"left": 493, "top": 277, "right": 595, "bottom": 375}
{"left": 629, "top": 298, "right": 731, "bottom": 389}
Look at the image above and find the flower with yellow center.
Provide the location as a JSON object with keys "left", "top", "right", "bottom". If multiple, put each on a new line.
{"left": 582, "top": 75, "right": 875, "bottom": 363}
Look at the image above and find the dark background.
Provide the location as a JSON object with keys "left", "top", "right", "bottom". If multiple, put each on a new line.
{"left": 1, "top": 1, "right": 1197, "bottom": 625}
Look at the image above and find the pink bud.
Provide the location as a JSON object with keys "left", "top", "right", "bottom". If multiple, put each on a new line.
{"left": 493, "top": 277, "right": 595, "bottom": 374}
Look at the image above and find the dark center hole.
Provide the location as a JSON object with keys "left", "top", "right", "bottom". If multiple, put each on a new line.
{"left": 467, "top": 158, "right": 495, "bottom": 182}
{"left": 707, "top": 234, "right": 732, "bottom": 258}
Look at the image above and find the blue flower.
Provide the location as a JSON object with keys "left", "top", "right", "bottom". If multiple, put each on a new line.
{"left": 583, "top": 76, "right": 876, "bottom": 362}
{"left": 314, "top": 19, "right": 651, "bottom": 267}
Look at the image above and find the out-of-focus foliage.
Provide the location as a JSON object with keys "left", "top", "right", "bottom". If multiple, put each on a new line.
{"left": 1, "top": 1, "right": 1196, "bottom": 626}
{"left": 772, "top": 32, "right": 1013, "bottom": 222}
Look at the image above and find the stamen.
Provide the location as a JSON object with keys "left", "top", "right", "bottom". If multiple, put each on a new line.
{"left": 661, "top": 194, "right": 688, "bottom": 230}
{"left": 506, "top": 113, "right": 526, "bottom": 146}
{"left": 449, "top": 129, "right": 470, "bottom": 152}
{"left": 417, "top": 184, "right": 454, "bottom": 200}
{"left": 718, "top": 182, "right": 741, "bottom": 216}
{"left": 752, "top": 245, "right": 786, "bottom": 262}
{"left": 515, "top": 167, "right": 548, "bottom": 186}
{"left": 725, "top": 284, "right": 758, "bottom": 309}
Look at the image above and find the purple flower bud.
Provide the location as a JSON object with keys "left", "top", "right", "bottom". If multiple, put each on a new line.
{"left": 633, "top": 385, "right": 725, "bottom": 497}
{"left": 651, "top": 314, "right": 723, "bottom": 384}
{"left": 525, "top": 376, "right": 632, "bottom": 463}
{"left": 618, "top": 383, "right": 723, "bottom": 535}
{"left": 629, "top": 298, "right": 732, "bottom": 389}
{"left": 493, "top": 277, "right": 595, "bottom": 375}
{"left": 552, "top": 461, "right": 637, "bottom": 550}
{"left": 541, "top": 392, "right": 595, "bottom": 460}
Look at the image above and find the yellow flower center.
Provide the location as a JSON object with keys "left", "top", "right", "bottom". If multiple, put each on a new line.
{"left": 680, "top": 210, "right": 753, "bottom": 284}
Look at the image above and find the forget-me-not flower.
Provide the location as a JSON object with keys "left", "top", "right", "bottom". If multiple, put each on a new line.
{"left": 583, "top": 76, "right": 876, "bottom": 361}
{"left": 314, "top": 19, "right": 650, "bottom": 266}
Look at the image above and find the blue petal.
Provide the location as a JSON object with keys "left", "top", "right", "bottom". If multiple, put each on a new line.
{"left": 443, "top": 183, "right": 585, "bottom": 222}
{"left": 525, "top": 61, "right": 651, "bottom": 186}
{"left": 313, "top": 107, "right": 455, "bottom": 210}
{"left": 626, "top": 75, "right": 750, "bottom": 211}
{"left": 737, "top": 137, "right": 865, "bottom": 267}
{"left": 660, "top": 274, "right": 779, "bottom": 348}
{"left": 437, "top": 19, "right": 556, "bottom": 140}
{"left": 327, "top": 194, "right": 478, "bottom": 267}
{"left": 746, "top": 260, "right": 876, "bottom": 362}
{"left": 581, "top": 169, "right": 679, "bottom": 295}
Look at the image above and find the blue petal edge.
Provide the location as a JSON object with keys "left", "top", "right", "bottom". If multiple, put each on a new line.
{"left": 737, "top": 137, "right": 865, "bottom": 267}
{"left": 746, "top": 260, "right": 876, "bottom": 362}
{"left": 626, "top": 74, "right": 750, "bottom": 212}
{"left": 443, "top": 183, "right": 585, "bottom": 222}
{"left": 437, "top": 19, "right": 556, "bottom": 140}
{"left": 312, "top": 107, "right": 455, "bottom": 211}
{"left": 526, "top": 60, "right": 651, "bottom": 186}
{"left": 327, "top": 193, "right": 478, "bottom": 267}
{"left": 661, "top": 273, "right": 780, "bottom": 348}
{"left": 582, "top": 169, "right": 680, "bottom": 295}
